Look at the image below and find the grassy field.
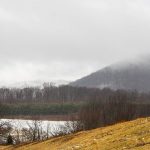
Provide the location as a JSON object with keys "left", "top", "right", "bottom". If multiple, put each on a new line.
{"left": 1, "top": 117, "right": 150, "bottom": 150}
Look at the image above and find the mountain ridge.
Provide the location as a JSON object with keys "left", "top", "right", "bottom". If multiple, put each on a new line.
{"left": 70, "top": 59, "right": 150, "bottom": 92}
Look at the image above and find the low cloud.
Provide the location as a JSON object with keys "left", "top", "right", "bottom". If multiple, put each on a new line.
{"left": 0, "top": 0, "right": 150, "bottom": 83}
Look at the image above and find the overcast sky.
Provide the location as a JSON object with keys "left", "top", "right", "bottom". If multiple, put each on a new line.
{"left": 0, "top": 0, "right": 150, "bottom": 84}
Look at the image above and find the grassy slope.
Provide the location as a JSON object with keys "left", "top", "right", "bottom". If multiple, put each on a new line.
{"left": 1, "top": 117, "right": 150, "bottom": 150}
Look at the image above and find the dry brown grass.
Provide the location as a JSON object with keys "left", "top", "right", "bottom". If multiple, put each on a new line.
{"left": 1, "top": 117, "right": 150, "bottom": 150}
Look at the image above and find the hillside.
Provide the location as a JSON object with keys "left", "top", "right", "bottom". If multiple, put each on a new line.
{"left": 1, "top": 117, "right": 150, "bottom": 150}
{"left": 70, "top": 60, "right": 150, "bottom": 92}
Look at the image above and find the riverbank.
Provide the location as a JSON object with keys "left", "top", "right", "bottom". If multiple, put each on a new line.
{"left": 0, "top": 114, "right": 77, "bottom": 121}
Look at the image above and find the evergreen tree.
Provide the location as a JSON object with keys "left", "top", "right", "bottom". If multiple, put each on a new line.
{"left": 7, "top": 135, "right": 13, "bottom": 145}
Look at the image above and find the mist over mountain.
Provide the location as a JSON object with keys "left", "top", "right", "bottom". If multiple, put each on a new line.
{"left": 70, "top": 57, "right": 150, "bottom": 92}
{"left": 0, "top": 80, "right": 70, "bottom": 88}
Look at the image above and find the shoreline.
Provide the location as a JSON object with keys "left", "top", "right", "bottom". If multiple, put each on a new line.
{"left": 0, "top": 114, "right": 77, "bottom": 121}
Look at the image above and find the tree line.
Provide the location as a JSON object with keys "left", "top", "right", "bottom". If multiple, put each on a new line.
{"left": 0, "top": 84, "right": 98, "bottom": 103}
{"left": 0, "top": 83, "right": 150, "bottom": 104}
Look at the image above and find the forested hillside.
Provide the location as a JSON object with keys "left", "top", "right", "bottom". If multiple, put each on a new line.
{"left": 71, "top": 60, "right": 150, "bottom": 92}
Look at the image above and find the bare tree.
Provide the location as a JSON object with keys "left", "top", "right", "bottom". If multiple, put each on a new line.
{"left": 0, "top": 120, "right": 12, "bottom": 144}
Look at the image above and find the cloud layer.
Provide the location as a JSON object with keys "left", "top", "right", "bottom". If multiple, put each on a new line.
{"left": 0, "top": 0, "right": 150, "bottom": 83}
